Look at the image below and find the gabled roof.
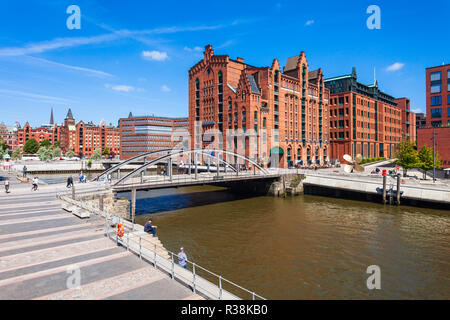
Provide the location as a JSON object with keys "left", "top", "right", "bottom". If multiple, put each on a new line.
{"left": 247, "top": 74, "right": 261, "bottom": 94}
{"left": 308, "top": 69, "right": 319, "bottom": 80}
{"left": 284, "top": 55, "right": 300, "bottom": 72}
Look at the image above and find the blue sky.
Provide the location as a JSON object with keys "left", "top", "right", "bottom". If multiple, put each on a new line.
{"left": 0, "top": 0, "right": 448, "bottom": 127}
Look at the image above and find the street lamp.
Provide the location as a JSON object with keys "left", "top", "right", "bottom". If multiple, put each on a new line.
{"left": 432, "top": 128, "right": 437, "bottom": 183}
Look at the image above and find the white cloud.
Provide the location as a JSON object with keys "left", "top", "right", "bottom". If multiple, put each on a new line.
{"left": 386, "top": 62, "right": 405, "bottom": 72}
{"left": 305, "top": 20, "right": 315, "bottom": 26}
{"left": 0, "top": 89, "right": 72, "bottom": 105}
{"left": 0, "top": 22, "right": 238, "bottom": 57}
{"left": 184, "top": 46, "right": 203, "bottom": 52}
{"left": 161, "top": 85, "right": 171, "bottom": 92}
{"left": 142, "top": 50, "right": 168, "bottom": 61}
{"left": 25, "top": 56, "right": 113, "bottom": 78}
{"left": 105, "top": 84, "right": 135, "bottom": 92}
{"left": 217, "top": 40, "right": 234, "bottom": 49}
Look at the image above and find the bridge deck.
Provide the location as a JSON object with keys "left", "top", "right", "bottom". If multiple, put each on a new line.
{"left": 112, "top": 172, "right": 281, "bottom": 192}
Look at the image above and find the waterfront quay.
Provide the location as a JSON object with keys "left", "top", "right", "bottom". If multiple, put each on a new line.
{"left": 0, "top": 171, "right": 208, "bottom": 300}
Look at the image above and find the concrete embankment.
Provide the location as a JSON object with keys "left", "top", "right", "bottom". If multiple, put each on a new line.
{"left": 302, "top": 174, "right": 450, "bottom": 209}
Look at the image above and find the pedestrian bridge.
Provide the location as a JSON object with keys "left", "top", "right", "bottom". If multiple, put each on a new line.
{"left": 94, "top": 148, "right": 279, "bottom": 193}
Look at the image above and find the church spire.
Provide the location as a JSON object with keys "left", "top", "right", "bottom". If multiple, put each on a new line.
{"left": 50, "top": 108, "right": 54, "bottom": 125}
{"left": 66, "top": 108, "right": 74, "bottom": 120}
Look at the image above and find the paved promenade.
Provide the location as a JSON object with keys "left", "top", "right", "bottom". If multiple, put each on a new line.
{"left": 0, "top": 171, "right": 203, "bottom": 300}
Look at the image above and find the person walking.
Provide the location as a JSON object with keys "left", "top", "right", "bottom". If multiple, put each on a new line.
{"left": 144, "top": 219, "right": 157, "bottom": 237}
{"left": 22, "top": 165, "right": 27, "bottom": 178}
{"left": 31, "top": 177, "right": 39, "bottom": 191}
{"left": 66, "top": 176, "right": 73, "bottom": 188}
{"left": 178, "top": 247, "right": 187, "bottom": 269}
{"left": 4, "top": 179, "right": 10, "bottom": 193}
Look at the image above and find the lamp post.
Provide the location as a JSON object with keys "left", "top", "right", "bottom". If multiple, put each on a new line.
{"left": 432, "top": 128, "right": 437, "bottom": 183}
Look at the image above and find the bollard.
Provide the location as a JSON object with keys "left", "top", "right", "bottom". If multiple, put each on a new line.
{"left": 72, "top": 186, "right": 75, "bottom": 200}
{"left": 382, "top": 175, "right": 387, "bottom": 204}
{"left": 139, "top": 237, "right": 142, "bottom": 260}
{"left": 396, "top": 174, "right": 401, "bottom": 205}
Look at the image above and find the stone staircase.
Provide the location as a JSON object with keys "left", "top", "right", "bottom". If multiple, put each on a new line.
{"left": 125, "top": 230, "right": 171, "bottom": 260}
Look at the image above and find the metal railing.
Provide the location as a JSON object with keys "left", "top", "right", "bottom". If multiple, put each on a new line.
{"left": 56, "top": 193, "right": 266, "bottom": 300}
{"left": 112, "top": 170, "right": 278, "bottom": 190}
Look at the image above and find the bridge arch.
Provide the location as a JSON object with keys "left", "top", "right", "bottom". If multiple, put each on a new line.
{"left": 95, "top": 148, "right": 270, "bottom": 184}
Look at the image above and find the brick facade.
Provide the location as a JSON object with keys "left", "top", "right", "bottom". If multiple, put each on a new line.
{"left": 417, "top": 126, "right": 450, "bottom": 168}
{"left": 188, "top": 45, "right": 330, "bottom": 168}
{"left": 325, "top": 68, "right": 403, "bottom": 161}
{"left": 426, "top": 64, "right": 450, "bottom": 127}
{"left": 394, "top": 97, "right": 416, "bottom": 143}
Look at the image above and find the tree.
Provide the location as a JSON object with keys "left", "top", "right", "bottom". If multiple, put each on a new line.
{"left": 52, "top": 146, "right": 62, "bottom": 158}
{"left": 40, "top": 139, "right": 52, "bottom": 148}
{"left": 65, "top": 148, "right": 74, "bottom": 158}
{"left": 0, "top": 135, "right": 8, "bottom": 151}
{"left": 87, "top": 158, "right": 92, "bottom": 168}
{"left": 37, "top": 146, "right": 52, "bottom": 161}
{"left": 92, "top": 148, "right": 102, "bottom": 161}
{"left": 11, "top": 147, "right": 22, "bottom": 160}
{"left": 394, "top": 140, "right": 420, "bottom": 177}
{"left": 23, "top": 138, "right": 40, "bottom": 154}
{"left": 54, "top": 141, "right": 60, "bottom": 148}
{"left": 0, "top": 145, "right": 8, "bottom": 160}
{"left": 418, "top": 146, "right": 441, "bottom": 180}
{"left": 102, "top": 147, "right": 110, "bottom": 156}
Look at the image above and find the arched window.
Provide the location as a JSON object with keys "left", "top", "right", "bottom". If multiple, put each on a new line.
{"left": 195, "top": 78, "right": 199, "bottom": 90}
{"left": 263, "top": 118, "right": 266, "bottom": 129}
{"left": 218, "top": 71, "right": 223, "bottom": 84}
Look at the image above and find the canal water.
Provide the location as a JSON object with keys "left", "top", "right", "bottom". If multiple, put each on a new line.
{"left": 127, "top": 186, "right": 450, "bottom": 300}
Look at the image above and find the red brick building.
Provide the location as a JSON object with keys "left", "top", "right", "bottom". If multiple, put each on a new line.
{"left": 188, "top": 45, "right": 330, "bottom": 168}
{"left": 59, "top": 109, "right": 120, "bottom": 158}
{"left": 417, "top": 127, "right": 450, "bottom": 168}
{"left": 119, "top": 113, "right": 188, "bottom": 160}
{"left": 324, "top": 68, "right": 403, "bottom": 161}
{"left": 417, "top": 64, "right": 450, "bottom": 168}
{"left": 17, "top": 122, "right": 62, "bottom": 151}
{"left": 0, "top": 123, "right": 18, "bottom": 150}
{"left": 426, "top": 64, "right": 449, "bottom": 127}
{"left": 394, "top": 97, "right": 416, "bottom": 142}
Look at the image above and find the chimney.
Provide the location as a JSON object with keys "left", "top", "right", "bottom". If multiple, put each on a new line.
{"left": 236, "top": 57, "right": 244, "bottom": 63}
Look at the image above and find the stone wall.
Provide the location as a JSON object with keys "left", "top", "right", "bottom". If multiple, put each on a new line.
{"left": 79, "top": 192, "right": 130, "bottom": 219}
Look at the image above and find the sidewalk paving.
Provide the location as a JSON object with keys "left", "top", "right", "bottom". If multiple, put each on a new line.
{"left": 0, "top": 170, "right": 204, "bottom": 300}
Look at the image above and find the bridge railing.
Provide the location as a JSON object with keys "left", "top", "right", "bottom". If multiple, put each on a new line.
{"left": 56, "top": 193, "right": 266, "bottom": 300}
{"left": 113, "top": 168, "right": 272, "bottom": 188}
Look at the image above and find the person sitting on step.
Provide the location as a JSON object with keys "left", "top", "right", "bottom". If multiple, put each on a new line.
{"left": 144, "top": 219, "right": 157, "bottom": 237}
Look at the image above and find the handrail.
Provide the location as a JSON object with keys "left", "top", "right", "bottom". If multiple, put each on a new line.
{"left": 57, "top": 193, "right": 266, "bottom": 300}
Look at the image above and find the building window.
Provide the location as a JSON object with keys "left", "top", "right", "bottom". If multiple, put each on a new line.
{"left": 430, "top": 71, "right": 441, "bottom": 81}
{"left": 431, "top": 96, "right": 442, "bottom": 106}
{"left": 431, "top": 108, "right": 442, "bottom": 118}
{"left": 431, "top": 121, "right": 442, "bottom": 127}
{"left": 431, "top": 84, "right": 441, "bottom": 93}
